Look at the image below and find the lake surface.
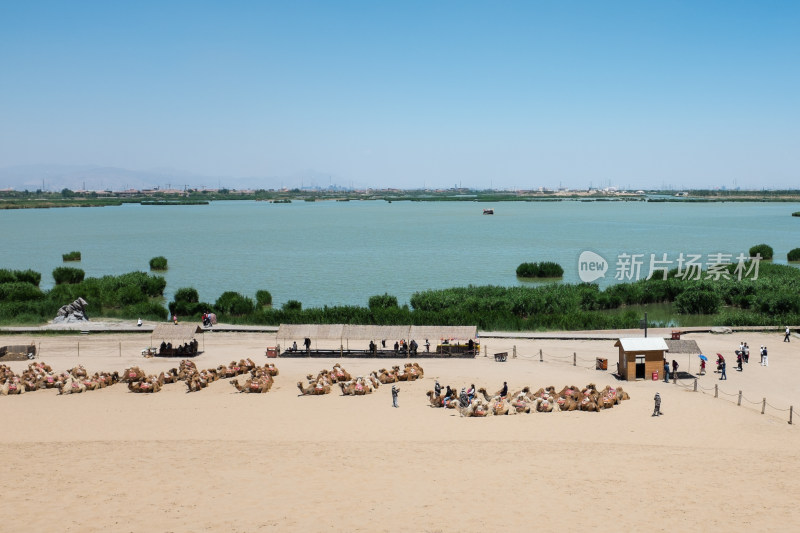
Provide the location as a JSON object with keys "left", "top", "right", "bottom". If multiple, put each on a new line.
{"left": 2, "top": 200, "right": 799, "bottom": 308}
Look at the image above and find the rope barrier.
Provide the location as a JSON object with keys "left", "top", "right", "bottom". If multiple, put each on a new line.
{"left": 719, "top": 389, "right": 738, "bottom": 397}
{"left": 741, "top": 395, "right": 762, "bottom": 405}
{"left": 766, "top": 402, "right": 791, "bottom": 412}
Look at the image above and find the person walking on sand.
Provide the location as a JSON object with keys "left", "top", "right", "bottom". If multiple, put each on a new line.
{"left": 784, "top": 326, "right": 791, "bottom": 342}
{"left": 743, "top": 343, "right": 750, "bottom": 364}
{"left": 720, "top": 359, "right": 727, "bottom": 380}
{"left": 672, "top": 360, "right": 679, "bottom": 379}
{"left": 663, "top": 359, "right": 670, "bottom": 383}
{"left": 653, "top": 392, "right": 662, "bottom": 416}
{"left": 391, "top": 385, "right": 399, "bottom": 408}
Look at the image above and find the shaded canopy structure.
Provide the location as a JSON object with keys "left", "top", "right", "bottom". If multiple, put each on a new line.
{"left": 276, "top": 324, "right": 478, "bottom": 350}
{"left": 151, "top": 323, "right": 204, "bottom": 351}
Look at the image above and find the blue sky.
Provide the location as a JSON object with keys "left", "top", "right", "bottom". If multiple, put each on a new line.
{"left": 1, "top": 1, "right": 798, "bottom": 190}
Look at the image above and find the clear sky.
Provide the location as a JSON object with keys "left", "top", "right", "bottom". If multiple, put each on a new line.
{"left": 1, "top": 1, "right": 798, "bottom": 190}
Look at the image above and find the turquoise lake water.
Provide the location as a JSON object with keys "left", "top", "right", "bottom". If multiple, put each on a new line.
{"left": 2, "top": 200, "right": 799, "bottom": 308}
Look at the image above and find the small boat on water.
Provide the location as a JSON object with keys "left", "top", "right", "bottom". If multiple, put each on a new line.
{"left": 483, "top": 209, "right": 494, "bottom": 215}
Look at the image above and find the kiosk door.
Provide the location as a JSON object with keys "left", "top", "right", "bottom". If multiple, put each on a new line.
{"left": 635, "top": 356, "right": 646, "bottom": 380}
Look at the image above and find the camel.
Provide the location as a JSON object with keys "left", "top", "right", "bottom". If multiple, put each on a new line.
{"left": 339, "top": 378, "right": 372, "bottom": 395}
{"left": 68, "top": 365, "right": 88, "bottom": 379}
{"left": 121, "top": 366, "right": 146, "bottom": 383}
{"left": 58, "top": 377, "right": 85, "bottom": 395}
{"left": 297, "top": 380, "right": 331, "bottom": 395}
{"left": 1, "top": 378, "right": 26, "bottom": 395}
{"left": 460, "top": 399, "right": 490, "bottom": 417}
{"left": 490, "top": 396, "right": 512, "bottom": 416}
{"left": 426, "top": 390, "right": 445, "bottom": 407}
{"left": 231, "top": 375, "right": 272, "bottom": 393}
{"left": 264, "top": 363, "right": 279, "bottom": 376}
{"left": 510, "top": 394, "right": 533, "bottom": 414}
{"left": 330, "top": 364, "right": 351, "bottom": 383}
{"left": 377, "top": 368, "right": 398, "bottom": 384}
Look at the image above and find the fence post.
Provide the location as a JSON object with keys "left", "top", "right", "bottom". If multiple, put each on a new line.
{"left": 484, "top": 345, "right": 487, "bottom": 358}
{"left": 761, "top": 398, "right": 766, "bottom": 415}
{"left": 513, "top": 345, "right": 517, "bottom": 359}
{"left": 738, "top": 391, "right": 742, "bottom": 406}
{"left": 539, "top": 349, "right": 543, "bottom": 362}
{"left": 77, "top": 341, "right": 80, "bottom": 358}
{"left": 694, "top": 378, "right": 697, "bottom": 392}
{"left": 673, "top": 373, "right": 676, "bottom": 384}
{"left": 790, "top": 406, "right": 793, "bottom": 425}
{"left": 715, "top": 384, "right": 718, "bottom": 398}
{"left": 340, "top": 344, "right": 343, "bottom": 357}
{"left": 119, "top": 342, "right": 122, "bottom": 357}
{"left": 573, "top": 352, "right": 576, "bottom": 366}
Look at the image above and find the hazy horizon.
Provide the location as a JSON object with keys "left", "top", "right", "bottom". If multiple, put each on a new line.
{"left": 1, "top": 2, "right": 798, "bottom": 190}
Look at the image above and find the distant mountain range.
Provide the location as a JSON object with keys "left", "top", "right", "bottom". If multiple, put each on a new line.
{"left": 0, "top": 164, "right": 352, "bottom": 192}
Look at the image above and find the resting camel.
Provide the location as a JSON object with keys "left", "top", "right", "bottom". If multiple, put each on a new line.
{"left": 297, "top": 380, "right": 331, "bottom": 395}
{"left": 460, "top": 399, "right": 490, "bottom": 417}
{"left": 339, "top": 377, "right": 373, "bottom": 396}
{"left": 330, "top": 364, "right": 351, "bottom": 383}
{"left": 377, "top": 368, "right": 398, "bottom": 384}
{"left": 490, "top": 396, "right": 512, "bottom": 416}
{"left": 231, "top": 375, "right": 273, "bottom": 393}
{"left": 58, "top": 376, "right": 85, "bottom": 395}
{"left": 263, "top": 363, "right": 279, "bottom": 376}
{"left": 68, "top": 365, "right": 88, "bottom": 379}
{"left": 1, "top": 378, "right": 26, "bottom": 395}
{"left": 509, "top": 393, "right": 533, "bottom": 414}
{"left": 121, "top": 366, "right": 146, "bottom": 383}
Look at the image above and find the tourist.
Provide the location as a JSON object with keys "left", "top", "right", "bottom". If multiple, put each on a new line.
{"left": 381, "top": 339, "right": 386, "bottom": 348}
{"left": 425, "top": 339, "right": 430, "bottom": 352}
{"left": 292, "top": 341, "right": 297, "bottom": 352}
{"left": 699, "top": 358, "right": 706, "bottom": 375}
{"left": 763, "top": 346, "right": 768, "bottom": 367}
{"left": 736, "top": 351, "right": 743, "bottom": 371}
{"left": 304, "top": 338, "right": 311, "bottom": 352}
{"left": 720, "top": 359, "right": 727, "bottom": 380}
{"left": 137, "top": 318, "right": 142, "bottom": 327}
{"left": 653, "top": 391, "right": 662, "bottom": 416}
{"left": 391, "top": 385, "right": 399, "bottom": 408}
{"left": 173, "top": 313, "right": 178, "bottom": 325}
{"left": 663, "top": 359, "right": 670, "bottom": 383}
{"left": 393, "top": 341, "right": 399, "bottom": 354}
{"left": 743, "top": 343, "right": 750, "bottom": 363}
{"left": 500, "top": 381, "right": 508, "bottom": 398}
{"left": 672, "top": 359, "right": 679, "bottom": 379}
{"left": 784, "top": 326, "right": 791, "bottom": 342}
{"left": 468, "top": 383, "right": 476, "bottom": 402}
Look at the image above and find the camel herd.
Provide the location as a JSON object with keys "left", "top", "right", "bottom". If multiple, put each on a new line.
{"left": 297, "top": 363, "right": 424, "bottom": 396}
{"left": 0, "top": 360, "right": 281, "bottom": 395}
{"left": 3, "top": 361, "right": 630, "bottom": 416}
{"left": 426, "top": 383, "right": 631, "bottom": 416}
{"left": 0, "top": 362, "right": 122, "bottom": 395}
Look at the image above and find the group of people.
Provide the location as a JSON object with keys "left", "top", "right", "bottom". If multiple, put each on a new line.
{"left": 288, "top": 338, "right": 312, "bottom": 352}
{"left": 392, "top": 339, "right": 421, "bottom": 355}
{"left": 714, "top": 342, "right": 769, "bottom": 380}
{"left": 663, "top": 359, "right": 679, "bottom": 382}
{"left": 158, "top": 339, "right": 198, "bottom": 356}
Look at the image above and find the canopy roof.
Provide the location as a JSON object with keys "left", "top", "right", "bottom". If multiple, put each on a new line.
{"left": 276, "top": 324, "right": 478, "bottom": 341}
{"left": 151, "top": 323, "right": 203, "bottom": 341}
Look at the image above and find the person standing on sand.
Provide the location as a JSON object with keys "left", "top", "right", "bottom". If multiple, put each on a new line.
{"left": 434, "top": 380, "right": 441, "bottom": 398}
{"left": 653, "top": 392, "right": 662, "bottom": 416}
{"left": 720, "top": 359, "right": 727, "bottom": 380}
{"left": 173, "top": 314, "right": 178, "bottom": 325}
{"left": 500, "top": 381, "right": 508, "bottom": 398}
{"left": 663, "top": 359, "right": 670, "bottom": 383}
{"left": 391, "top": 385, "right": 399, "bottom": 408}
{"left": 785, "top": 326, "right": 791, "bottom": 342}
{"left": 763, "top": 346, "right": 768, "bottom": 367}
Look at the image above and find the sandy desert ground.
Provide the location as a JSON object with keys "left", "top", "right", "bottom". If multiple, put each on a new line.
{"left": 1, "top": 328, "right": 799, "bottom": 532}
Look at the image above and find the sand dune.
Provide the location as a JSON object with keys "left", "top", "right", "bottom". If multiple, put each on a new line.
{"left": 1, "top": 330, "right": 798, "bottom": 531}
